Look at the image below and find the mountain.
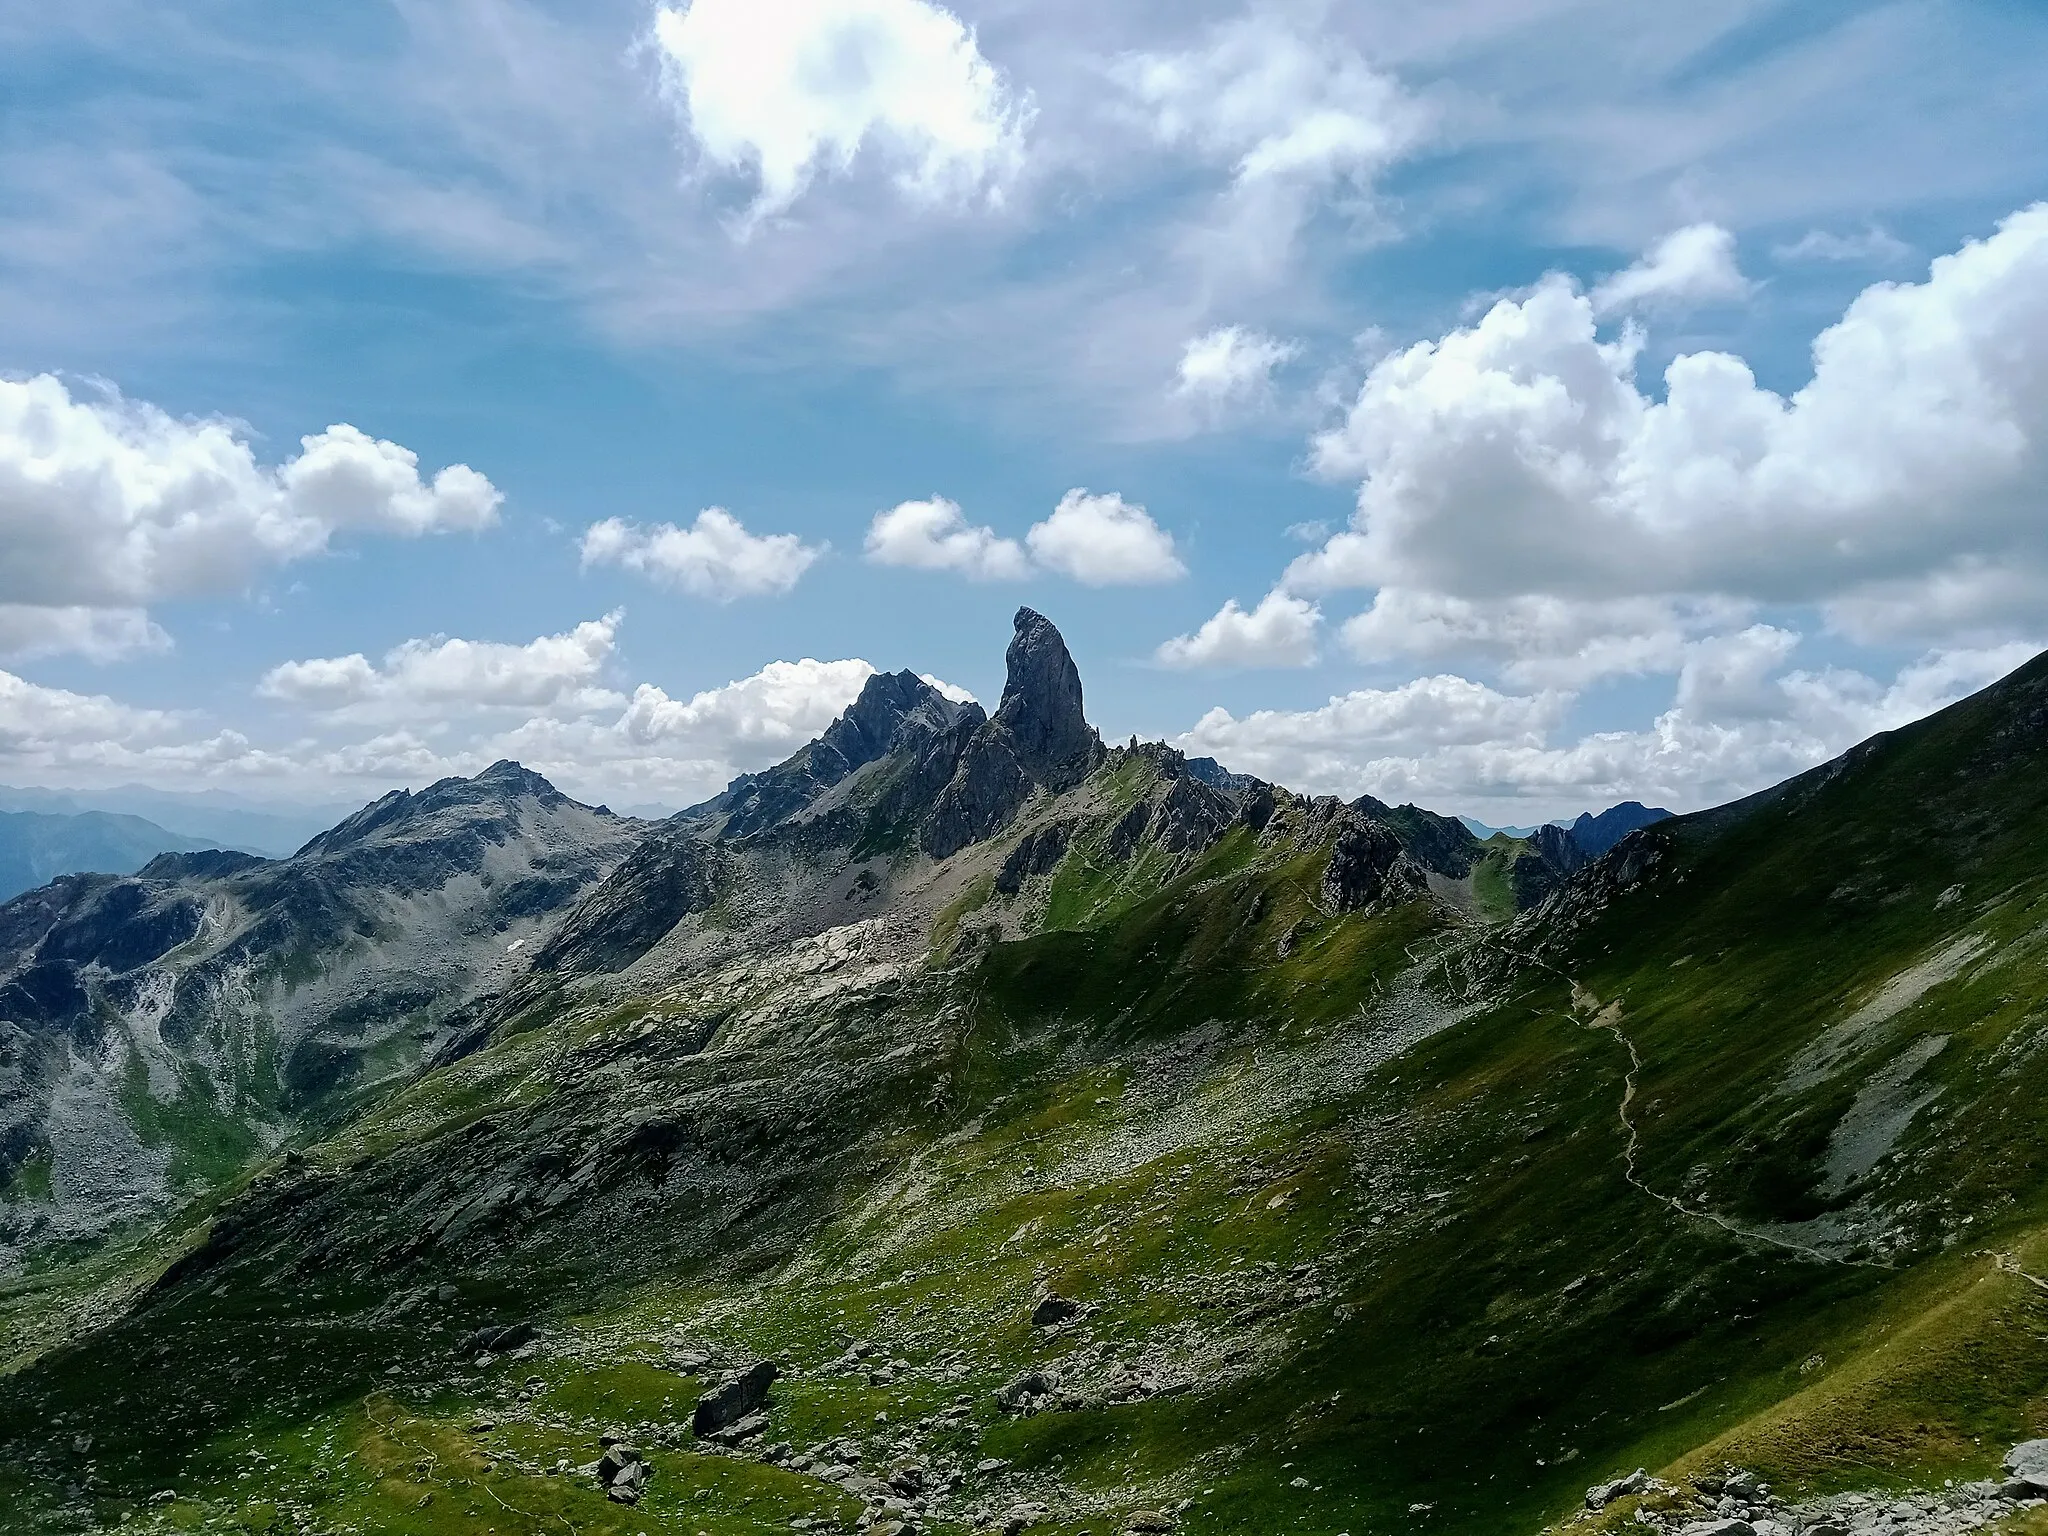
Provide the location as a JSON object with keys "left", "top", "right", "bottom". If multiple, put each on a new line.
{"left": 0, "top": 810, "right": 225, "bottom": 904}
{"left": 1566, "top": 799, "right": 1674, "bottom": 856}
{"left": 0, "top": 785, "right": 357, "bottom": 860}
{"left": 0, "top": 762, "right": 644, "bottom": 1264}
{"left": 2, "top": 611, "right": 2047, "bottom": 1536}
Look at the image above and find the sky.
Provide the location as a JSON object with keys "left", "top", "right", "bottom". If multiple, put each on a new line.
{"left": 2, "top": 0, "right": 2047, "bottom": 823}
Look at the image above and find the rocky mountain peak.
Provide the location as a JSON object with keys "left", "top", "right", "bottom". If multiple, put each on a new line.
{"left": 992, "top": 608, "right": 1099, "bottom": 793}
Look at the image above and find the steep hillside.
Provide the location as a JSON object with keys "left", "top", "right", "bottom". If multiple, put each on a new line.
{"left": 0, "top": 810, "right": 225, "bottom": 904}
{"left": 2, "top": 612, "right": 2045, "bottom": 1536}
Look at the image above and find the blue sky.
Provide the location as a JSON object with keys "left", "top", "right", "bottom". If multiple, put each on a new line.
{"left": 2, "top": 0, "right": 2047, "bottom": 821}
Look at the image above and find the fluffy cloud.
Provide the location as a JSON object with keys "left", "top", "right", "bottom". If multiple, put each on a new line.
{"left": 0, "top": 372, "right": 499, "bottom": 650}
{"left": 1176, "top": 636, "right": 2034, "bottom": 821}
{"left": 0, "top": 667, "right": 181, "bottom": 755}
{"left": 866, "top": 490, "right": 1184, "bottom": 586}
{"left": 1025, "top": 489, "right": 1185, "bottom": 586}
{"left": 1591, "top": 223, "right": 1751, "bottom": 314}
{"left": 1157, "top": 590, "right": 1320, "bottom": 670}
{"left": 1339, "top": 590, "right": 1749, "bottom": 689}
{"left": 1293, "top": 204, "right": 2048, "bottom": 649}
{"left": 650, "top": 0, "right": 1028, "bottom": 222}
{"left": 582, "top": 509, "right": 823, "bottom": 599}
{"left": 865, "top": 496, "right": 1029, "bottom": 580}
{"left": 1178, "top": 674, "right": 1566, "bottom": 791}
{"left": 258, "top": 613, "right": 625, "bottom": 723}
{"left": 1174, "top": 326, "right": 1298, "bottom": 410}
{"left": 1120, "top": 17, "right": 1418, "bottom": 194}
{"left": 0, "top": 640, "right": 931, "bottom": 810}
{"left": 1117, "top": 15, "right": 1424, "bottom": 282}
{"left": 480, "top": 656, "right": 891, "bottom": 805}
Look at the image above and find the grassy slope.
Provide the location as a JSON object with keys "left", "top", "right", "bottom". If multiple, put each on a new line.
{"left": 9, "top": 665, "right": 2048, "bottom": 1534}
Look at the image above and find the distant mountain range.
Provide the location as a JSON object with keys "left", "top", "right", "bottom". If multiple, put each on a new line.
{"left": 0, "top": 784, "right": 355, "bottom": 860}
{"left": 0, "top": 809, "right": 228, "bottom": 904}
{"left": 1459, "top": 799, "right": 1673, "bottom": 853}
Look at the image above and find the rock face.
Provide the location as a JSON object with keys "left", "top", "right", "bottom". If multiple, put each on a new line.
{"left": 992, "top": 609, "right": 1099, "bottom": 791}
{"left": 531, "top": 832, "right": 726, "bottom": 976}
{"left": 922, "top": 610, "right": 1105, "bottom": 860}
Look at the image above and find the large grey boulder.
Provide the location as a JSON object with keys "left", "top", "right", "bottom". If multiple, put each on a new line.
{"left": 2005, "top": 1439, "right": 2048, "bottom": 1491}
{"left": 693, "top": 1359, "right": 780, "bottom": 1437}
{"left": 1586, "top": 1468, "right": 1648, "bottom": 1508}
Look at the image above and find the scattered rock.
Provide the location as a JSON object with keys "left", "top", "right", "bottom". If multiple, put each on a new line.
{"left": 1000, "top": 1502, "right": 1050, "bottom": 1536}
{"left": 1676, "top": 1521, "right": 1753, "bottom": 1536}
{"left": 596, "top": 1444, "right": 648, "bottom": 1506}
{"left": 459, "top": 1321, "right": 536, "bottom": 1356}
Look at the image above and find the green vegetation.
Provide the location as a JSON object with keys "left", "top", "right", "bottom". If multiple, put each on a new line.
{"left": 11, "top": 661, "right": 2048, "bottom": 1535}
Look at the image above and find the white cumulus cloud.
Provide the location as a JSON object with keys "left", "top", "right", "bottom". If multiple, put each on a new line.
{"left": 1174, "top": 326, "right": 1298, "bottom": 411}
{"left": 258, "top": 613, "right": 626, "bottom": 723}
{"left": 1339, "top": 590, "right": 1750, "bottom": 689}
{"left": 582, "top": 509, "right": 824, "bottom": 599}
{"left": 1292, "top": 204, "right": 2048, "bottom": 651}
{"left": 1591, "top": 222, "right": 1752, "bottom": 315}
{"left": 650, "top": 0, "right": 1029, "bottom": 223}
{"left": 1025, "top": 489, "right": 1185, "bottom": 586}
{"left": 0, "top": 371, "right": 500, "bottom": 651}
{"left": 865, "top": 495, "right": 1029, "bottom": 580}
{"left": 1157, "top": 590, "right": 1320, "bottom": 670}
{"left": 0, "top": 606, "right": 169, "bottom": 664}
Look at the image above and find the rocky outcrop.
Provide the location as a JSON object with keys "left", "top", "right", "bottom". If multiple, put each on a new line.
{"left": 532, "top": 833, "right": 726, "bottom": 975}
{"left": 695, "top": 672, "right": 983, "bottom": 841}
{"left": 922, "top": 611, "right": 1105, "bottom": 860}
{"left": 1321, "top": 815, "right": 1416, "bottom": 914}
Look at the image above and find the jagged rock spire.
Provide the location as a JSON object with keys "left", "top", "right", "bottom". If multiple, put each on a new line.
{"left": 919, "top": 608, "right": 1105, "bottom": 860}
{"left": 993, "top": 608, "right": 1098, "bottom": 793}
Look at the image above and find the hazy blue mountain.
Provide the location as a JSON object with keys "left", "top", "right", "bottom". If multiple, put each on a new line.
{"left": 0, "top": 810, "right": 224, "bottom": 903}
{"left": 0, "top": 785, "right": 352, "bottom": 859}
{"left": 1567, "top": 799, "right": 1674, "bottom": 855}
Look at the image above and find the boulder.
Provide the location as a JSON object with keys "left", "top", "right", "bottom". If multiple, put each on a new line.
{"left": 1124, "top": 1512, "right": 1175, "bottom": 1533}
{"left": 1031, "top": 1295, "right": 1082, "bottom": 1327}
{"left": 1586, "top": 1468, "right": 1648, "bottom": 1509}
{"left": 694, "top": 1360, "right": 780, "bottom": 1438}
{"left": 1677, "top": 1522, "right": 1754, "bottom": 1536}
{"left": 2006, "top": 1439, "right": 2048, "bottom": 1492}
{"left": 995, "top": 1371, "right": 1051, "bottom": 1413}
